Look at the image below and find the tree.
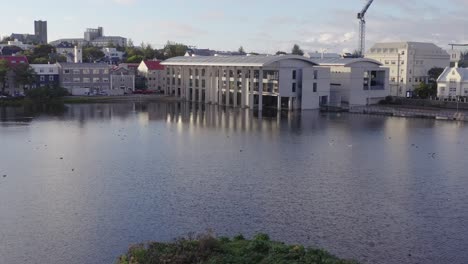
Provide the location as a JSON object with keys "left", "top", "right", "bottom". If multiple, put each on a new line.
{"left": 32, "top": 58, "right": 49, "bottom": 64}
{"left": 291, "top": 44, "right": 304, "bottom": 56}
{"left": 238, "top": 46, "right": 246, "bottom": 55}
{"left": 107, "top": 41, "right": 116, "bottom": 48}
{"left": 13, "top": 64, "right": 36, "bottom": 91}
{"left": 0, "top": 60, "right": 10, "bottom": 94}
{"left": 143, "top": 44, "right": 156, "bottom": 59}
{"left": 413, "top": 82, "right": 435, "bottom": 99}
{"left": 163, "top": 41, "right": 188, "bottom": 59}
{"left": 127, "top": 38, "right": 134, "bottom": 48}
{"left": 276, "top": 51, "right": 287, "bottom": 55}
{"left": 428, "top": 67, "right": 444, "bottom": 83}
{"left": 126, "top": 55, "right": 144, "bottom": 63}
{"left": 83, "top": 47, "right": 105, "bottom": 62}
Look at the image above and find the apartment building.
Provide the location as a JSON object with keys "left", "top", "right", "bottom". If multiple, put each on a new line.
{"left": 58, "top": 63, "right": 110, "bottom": 95}
{"left": 30, "top": 64, "right": 60, "bottom": 88}
{"left": 366, "top": 42, "right": 450, "bottom": 96}
{"left": 138, "top": 60, "right": 165, "bottom": 91}
{"left": 437, "top": 64, "right": 468, "bottom": 98}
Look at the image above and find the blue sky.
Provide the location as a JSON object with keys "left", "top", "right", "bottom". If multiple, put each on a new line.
{"left": 0, "top": 0, "right": 467, "bottom": 53}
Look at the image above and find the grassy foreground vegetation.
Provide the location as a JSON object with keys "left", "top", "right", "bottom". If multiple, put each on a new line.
{"left": 117, "top": 233, "right": 358, "bottom": 264}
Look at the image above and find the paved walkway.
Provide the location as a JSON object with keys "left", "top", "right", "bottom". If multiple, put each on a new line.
{"left": 349, "top": 105, "right": 468, "bottom": 121}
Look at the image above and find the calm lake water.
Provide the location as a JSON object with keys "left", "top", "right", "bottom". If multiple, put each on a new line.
{"left": 1, "top": 102, "right": 468, "bottom": 264}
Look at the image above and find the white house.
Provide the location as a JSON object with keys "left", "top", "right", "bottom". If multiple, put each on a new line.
{"left": 437, "top": 64, "right": 468, "bottom": 98}
{"left": 161, "top": 55, "right": 330, "bottom": 110}
{"left": 313, "top": 58, "right": 390, "bottom": 106}
{"left": 366, "top": 42, "right": 450, "bottom": 97}
{"left": 56, "top": 42, "right": 82, "bottom": 63}
{"left": 138, "top": 60, "right": 165, "bottom": 90}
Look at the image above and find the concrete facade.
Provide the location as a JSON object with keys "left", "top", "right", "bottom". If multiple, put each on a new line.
{"left": 366, "top": 42, "right": 450, "bottom": 97}
{"left": 58, "top": 63, "right": 110, "bottom": 95}
{"left": 314, "top": 58, "right": 390, "bottom": 106}
{"left": 161, "top": 55, "right": 330, "bottom": 110}
{"left": 111, "top": 66, "right": 135, "bottom": 93}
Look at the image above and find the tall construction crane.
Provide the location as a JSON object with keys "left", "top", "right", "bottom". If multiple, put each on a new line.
{"left": 357, "top": 0, "right": 374, "bottom": 57}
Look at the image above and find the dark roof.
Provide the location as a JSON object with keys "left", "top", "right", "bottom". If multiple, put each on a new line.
{"left": 58, "top": 62, "right": 110, "bottom": 69}
{"left": 143, "top": 60, "right": 164, "bottom": 70}
{"left": 56, "top": 42, "right": 75, "bottom": 48}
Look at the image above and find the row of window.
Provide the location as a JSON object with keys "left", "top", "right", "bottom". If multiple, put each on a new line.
{"left": 38, "top": 68, "right": 56, "bottom": 73}
{"left": 64, "top": 77, "right": 109, "bottom": 83}
{"left": 63, "top": 69, "right": 109, "bottom": 74}
{"left": 39, "top": 76, "right": 56, "bottom": 82}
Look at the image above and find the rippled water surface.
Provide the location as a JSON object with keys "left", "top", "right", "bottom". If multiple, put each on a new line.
{"left": 1, "top": 102, "right": 468, "bottom": 264}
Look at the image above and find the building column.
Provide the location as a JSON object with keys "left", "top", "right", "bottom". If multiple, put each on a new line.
{"left": 288, "top": 97, "right": 293, "bottom": 111}
{"left": 218, "top": 68, "right": 223, "bottom": 105}
{"left": 258, "top": 69, "right": 263, "bottom": 111}
{"left": 241, "top": 69, "right": 247, "bottom": 108}
{"left": 233, "top": 68, "right": 239, "bottom": 107}
{"left": 277, "top": 96, "right": 281, "bottom": 110}
{"left": 226, "top": 68, "right": 231, "bottom": 107}
{"left": 249, "top": 69, "right": 254, "bottom": 109}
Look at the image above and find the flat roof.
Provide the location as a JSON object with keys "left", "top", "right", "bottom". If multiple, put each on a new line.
{"left": 312, "top": 58, "right": 382, "bottom": 67}
{"left": 58, "top": 63, "right": 110, "bottom": 69}
{"left": 161, "top": 55, "right": 317, "bottom": 67}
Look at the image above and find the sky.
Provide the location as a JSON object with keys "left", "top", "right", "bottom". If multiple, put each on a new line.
{"left": 0, "top": 0, "right": 467, "bottom": 54}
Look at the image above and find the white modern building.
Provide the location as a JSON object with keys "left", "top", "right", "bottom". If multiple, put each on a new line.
{"left": 138, "top": 60, "right": 165, "bottom": 91}
{"left": 161, "top": 55, "right": 330, "bottom": 110}
{"left": 437, "top": 64, "right": 468, "bottom": 98}
{"left": 366, "top": 42, "right": 450, "bottom": 97}
{"left": 313, "top": 58, "right": 389, "bottom": 106}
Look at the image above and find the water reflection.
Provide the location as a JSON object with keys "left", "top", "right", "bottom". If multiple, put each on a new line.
{"left": 1, "top": 102, "right": 468, "bottom": 264}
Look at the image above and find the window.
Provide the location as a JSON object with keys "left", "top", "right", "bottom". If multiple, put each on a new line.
{"left": 103, "top": 78, "right": 109, "bottom": 83}
{"left": 202, "top": 79, "right": 206, "bottom": 88}
{"left": 40, "top": 76, "right": 45, "bottom": 81}
{"left": 201, "top": 69, "right": 205, "bottom": 77}
{"left": 292, "top": 83, "right": 296, "bottom": 93}
{"left": 103, "top": 69, "right": 109, "bottom": 74}
{"left": 49, "top": 76, "right": 54, "bottom": 81}
{"left": 73, "top": 69, "right": 80, "bottom": 74}
{"left": 73, "top": 77, "right": 81, "bottom": 82}
{"left": 313, "top": 70, "right": 318, "bottom": 80}
{"left": 93, "top": 77, "right": 100, "bottom": 83}
{"left": 93, "top": 69, "right": 100, "bottom": 74}
{"left": 83, "top": 69, "right": 90, "bottom": 74}
{"left": 313, "top": 83, "right": 317, "bottom": 92}
{"left": 83, "top": 78, "right": 91, "bottom": 83}
{"left": 49, "top": 68, "right": 53, "bottom": 73}
{"left": 39, "top": 69, "right": 44, "bottom": 73}
{"left": 195, "top": 69, "right": 199, "bottom": 76}
{"left": 292, "top": 70, "right": 297, "bottom": 80}
{"left": 64, "top": 69, "right": 71, "bottom": 74}
{"left": 401, "top": 60, "right": 405, "bottom": 65}
{"left": 189, "top": 68, "right": 193, "bottom": 76}
{"left": 195, "top": 79, "right": 199, "bottom": 87}
{"left": 189, "top": 79, "right": 193, "bottom": 87}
